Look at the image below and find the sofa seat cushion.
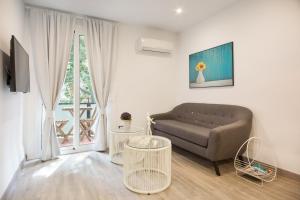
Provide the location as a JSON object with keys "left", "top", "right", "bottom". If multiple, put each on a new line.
{"left": 154, "top": 120, "right": 211, "bottom": 147}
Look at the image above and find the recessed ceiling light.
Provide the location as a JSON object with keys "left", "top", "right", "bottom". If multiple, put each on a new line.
{"left": 175, "top": 8, "right": 183, "bottom": 15}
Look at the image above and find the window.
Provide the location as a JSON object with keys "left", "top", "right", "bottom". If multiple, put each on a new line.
{"left": 55, "top": 22, "right": 97, "bottom": 153}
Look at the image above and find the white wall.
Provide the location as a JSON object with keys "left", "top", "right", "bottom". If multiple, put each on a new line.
{"left": 176, "top": 0, "right": 300, "bottom": 174}
{"left": 110, "top": 23, "right": 178, "bottom": 128}
{"left": 0, "top": 0, "right": 25, "bottom": 197}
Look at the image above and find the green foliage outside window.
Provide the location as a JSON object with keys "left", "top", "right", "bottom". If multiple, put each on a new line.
{"left": 59, "top": 35, "right": 95, "bottom": 104}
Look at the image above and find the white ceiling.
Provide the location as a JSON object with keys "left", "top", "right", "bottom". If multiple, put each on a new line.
{"left": 24, "top": 0, "right": 239, "bottom": 32}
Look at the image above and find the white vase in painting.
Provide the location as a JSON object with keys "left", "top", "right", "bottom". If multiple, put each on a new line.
{"left": 196, "top": 71, "right": 205, "bottom": 84}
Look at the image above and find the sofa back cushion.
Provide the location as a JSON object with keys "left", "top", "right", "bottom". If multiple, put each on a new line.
{"left": 171, "top": 103, "right": 252, "bottom": 129}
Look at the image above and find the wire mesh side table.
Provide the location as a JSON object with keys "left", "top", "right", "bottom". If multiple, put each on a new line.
{"left": 109, "top": 126, "right": 144, "bottom": 165}
{"left": 234, "top": 137, "right": 277, "bottom": 186}
{"left": 123, "top": 135, "right": 172, "bottom": 194}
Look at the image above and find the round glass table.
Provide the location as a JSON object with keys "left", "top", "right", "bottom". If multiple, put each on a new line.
{"left": 123, "top": 135, "right": 172, "bottom": 194}
{"left": 109, "top": 126, "right": 144, "bottom": 165}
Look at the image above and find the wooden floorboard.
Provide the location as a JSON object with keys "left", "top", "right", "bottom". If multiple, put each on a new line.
{"left": 3, "top": 149, "right": 300, "bottom": 200}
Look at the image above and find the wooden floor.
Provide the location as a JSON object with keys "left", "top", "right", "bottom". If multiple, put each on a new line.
{"left": 3, "top": 149, "right": 300, "bottom": 200}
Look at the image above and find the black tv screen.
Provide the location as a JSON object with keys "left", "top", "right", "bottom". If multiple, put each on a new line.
{"left": 10, "top": 35, "right": 30, "bottom": 93}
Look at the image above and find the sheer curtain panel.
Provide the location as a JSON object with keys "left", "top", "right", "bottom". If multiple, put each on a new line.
{"left": 85, "top": 18, "right": 118, "bottom": 151}
{"left": 26, "top": 7, "right": 76, "bottom": 161}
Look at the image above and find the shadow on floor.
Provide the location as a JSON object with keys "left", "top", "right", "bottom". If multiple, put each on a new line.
{"left": 172, "top": 145, "right": 234, "bottom": 175}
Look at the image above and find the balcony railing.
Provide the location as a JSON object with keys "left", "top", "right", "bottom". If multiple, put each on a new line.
{"left": 55, "top": 102, "right": 97, "bottom": 147}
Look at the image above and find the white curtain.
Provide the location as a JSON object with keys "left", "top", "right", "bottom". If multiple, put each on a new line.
{"left": 26, "top": 7, "right": 76, "bottom": 161}
{"left": 85, "top": 18, "right": 118, "bottom": 151}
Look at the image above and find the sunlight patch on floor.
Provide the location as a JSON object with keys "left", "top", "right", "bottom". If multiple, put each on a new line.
{"left": 32, "top": 157, "right": 66, "bottom": 178}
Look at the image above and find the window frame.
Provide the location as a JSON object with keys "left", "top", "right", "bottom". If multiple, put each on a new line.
{"left": 60, "top": 20, "right": 96, "bottom": 154}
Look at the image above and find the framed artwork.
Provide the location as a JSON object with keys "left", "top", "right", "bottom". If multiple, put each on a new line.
{"left": 189, "top": 42, "right": 234, "bottom": 88}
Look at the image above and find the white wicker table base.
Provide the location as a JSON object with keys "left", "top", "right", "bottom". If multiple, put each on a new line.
{"left": 123, "top": 136, "right": 172, "bottom": 194}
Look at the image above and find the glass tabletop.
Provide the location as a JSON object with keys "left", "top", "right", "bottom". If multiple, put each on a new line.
{"left": 111, "top": 125, "right": 144, "bottom": 133}
{"left": 127, "top": 135, "right": 170, "bottom": 149}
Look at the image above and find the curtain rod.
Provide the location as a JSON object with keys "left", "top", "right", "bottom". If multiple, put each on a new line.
{"left": 25, "top": 4, "right": 118, "bottom": 23}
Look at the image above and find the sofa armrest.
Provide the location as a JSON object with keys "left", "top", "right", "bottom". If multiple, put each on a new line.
{"left": 150, "top": 112, "right": 173, "bottom": 134}
{"left": 150, "top": 112, "right": 173, "bottom": 121}
{"left": 206, "top": 120, "right": 252, "bottom": 161}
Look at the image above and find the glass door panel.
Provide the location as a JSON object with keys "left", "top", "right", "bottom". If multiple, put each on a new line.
{"left": 79, "top": 35, "right": 96, "bottom": 145}
{"left": 55, "top": 42, "right": 74, "bottom": 148}
{"left": 55, "top": 25, "right": 98, "bottom": 154}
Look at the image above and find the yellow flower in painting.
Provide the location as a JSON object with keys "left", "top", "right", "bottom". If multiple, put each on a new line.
{"left": 195, "top": 62, "right": 206, "bottom": 71}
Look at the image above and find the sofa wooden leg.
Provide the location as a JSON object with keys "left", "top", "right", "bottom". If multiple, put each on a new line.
{"left": 213, "top": 161, "right": 221, "bottom": 176}
{"left": 238, "top": 155, "right": 244, "bottom": 161}
{"left": 238, "top": 155, "right": 246, "bottom": 166}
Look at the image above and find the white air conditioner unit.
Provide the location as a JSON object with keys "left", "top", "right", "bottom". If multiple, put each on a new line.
{"left": 137, "top": 38, "right": 174, "bottom": 53}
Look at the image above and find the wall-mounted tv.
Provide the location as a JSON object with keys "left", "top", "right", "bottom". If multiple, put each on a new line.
{"left": 8, "top": 35, "right": 30, "bottom": 93}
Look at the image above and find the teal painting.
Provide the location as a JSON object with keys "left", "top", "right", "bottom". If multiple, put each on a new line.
{"left": 189, "top": 42, "right": 234, "bottom": 88}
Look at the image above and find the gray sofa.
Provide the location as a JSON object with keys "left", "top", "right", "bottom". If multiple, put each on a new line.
{"left": 151, "top": 103, "right": 253, "bottom": 176}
